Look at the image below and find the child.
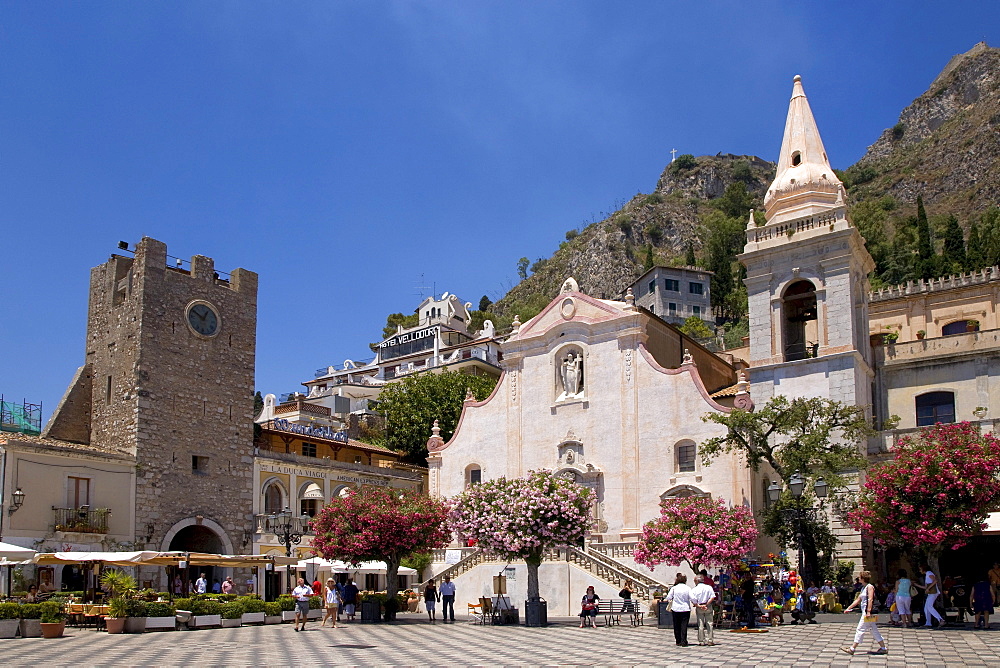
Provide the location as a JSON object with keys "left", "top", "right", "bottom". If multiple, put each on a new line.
{"left": 885, "top": 588, "right": 900, "bottom": 626}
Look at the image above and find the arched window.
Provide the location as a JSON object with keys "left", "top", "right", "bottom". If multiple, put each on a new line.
{"left": 943, "top": 320, "right": 976, "bottom": 336}
{"left": 675, "top": 440, "right": 697, "bottom": 473}
{"left": 299, "top": 482, "right": 324, "bottom": 517}
{"left": 783, "top": 280, "right": 818, "bottom": 361}
{"left": 916, "top": 391, "right": 955, "bottom": 427}
{"left": 661, "top": 485, "right": 709, "bottom": 500}
{"left": 262, "top": 481, "right": 284, "bottom": 515}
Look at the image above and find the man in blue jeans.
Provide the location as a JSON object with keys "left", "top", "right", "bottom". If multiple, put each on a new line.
{"left": 439, "top": 575, "right": 456, "bottom": 622}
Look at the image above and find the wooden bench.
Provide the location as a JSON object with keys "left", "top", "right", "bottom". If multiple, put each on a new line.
{"left": 596, "top": 599, "right": 644, "bottom": 627}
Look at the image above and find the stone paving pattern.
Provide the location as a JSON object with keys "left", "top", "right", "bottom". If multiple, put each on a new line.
{"left": 5, "top": 615, "right": 1000, "bottom": 666}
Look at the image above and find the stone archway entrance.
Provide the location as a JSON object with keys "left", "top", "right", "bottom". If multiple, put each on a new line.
{"left": 160, "top": 518, "right": 233, "bottom": 594}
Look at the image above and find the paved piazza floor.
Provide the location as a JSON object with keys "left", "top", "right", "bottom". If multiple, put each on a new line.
{"left": 5, "top": 614, "right": 1000, "bottom": 666}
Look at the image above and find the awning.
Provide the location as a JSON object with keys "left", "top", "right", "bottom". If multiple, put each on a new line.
{"left": 32, "top": 551, "right": 299, "bottom": 567}
{"left": 0, "top": 541, "right": 36, "bottom": 561}
{"left": 301, "top": 482, "right": 325, "bottom": 499}
{"left": 278, "top": 559, "right": 416, "bottom": 575}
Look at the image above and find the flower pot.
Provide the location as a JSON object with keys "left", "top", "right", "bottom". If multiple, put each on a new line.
{"left": 0, "top": 619, "right": 19, "bottom": 639}
{"left": 124, "top": 617, "right": 147, "bottom": 634}
{"left": 221, "top": 618, "right": 242, "bottom": 628}
{"left": 19, "top": 619, "right": 41, "bottom": 638}
{"left": 241, "top": 612, "right": 265, "bottom": 625}
{"left": 40, "top": 622, "right": 65, "bottom": 639}
{"left": 191, "top": 614, "right": 221, "bottom": 628}
{"left": 145, "top": 616, "right": 176, "bottom": 630}
{"left": 264, "top": 615, "right": 282, "bottom": 625}
{"left": 106, "top": 618, "right": 126, "bottom": 634}
{"left": 281, "top": 610, "right": 297, "bottom": 622}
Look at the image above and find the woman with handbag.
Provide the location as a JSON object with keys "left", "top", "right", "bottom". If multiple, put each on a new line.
{"left": 842, "top": 571, "right": 888, "bottom": 656}
{"left": 578, "top": 586, "right": 600, "bottom": 628}
{"left": 918, "top": 564, "right": 946, "bottom": 628}
{"left": 666, "top": 574, "right": 693, "bottom": 647}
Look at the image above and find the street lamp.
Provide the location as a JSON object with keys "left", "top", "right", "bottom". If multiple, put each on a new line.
{"left": 8, "top": 488, "right": 25, "bottom": 514}
{"left": 268, "top": 507, "right": 308, "bottom": 594}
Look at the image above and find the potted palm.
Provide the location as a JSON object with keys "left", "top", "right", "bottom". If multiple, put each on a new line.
{"left": 220, "top": 601, "right": 243, "bottom": 628}
{"left": 241, "top": 596, "right": 266, "bottom": 625}
{"left": 0, "top": 602, "right": 20, "bottom": 639}
{"left": 106, "top": 596, "right": 128, "bottom": 634}
{"left": 144, "top": 601, "right": 176, "bottom": 630}
{"left": 264, "top": 601, "right": 283, "bottom": 625}
{"left": 39, "top": 601, "right": 66, "bottom": 639}
{"left": 18, "top": 603, "right": 42, "bottom": 638}
{"left": 123, "top": 598, "right": 148, "bottom": 633}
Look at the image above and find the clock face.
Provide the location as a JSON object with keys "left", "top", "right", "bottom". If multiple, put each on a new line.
{"left": 187, "top": 302, "right": 219, "bottom": 337}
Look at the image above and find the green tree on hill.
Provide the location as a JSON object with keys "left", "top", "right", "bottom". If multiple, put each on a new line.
{"left": 941, "top": 214, "right": 966, "bottom": 273}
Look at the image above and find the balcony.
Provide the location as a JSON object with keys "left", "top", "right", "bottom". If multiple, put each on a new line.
{"left": 53, "top": 506, "right": 110, "bottom": 534}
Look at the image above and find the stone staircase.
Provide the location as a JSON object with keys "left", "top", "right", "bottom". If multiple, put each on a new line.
{"left": 423, "top": 545, "right": 670, "bottom": 602}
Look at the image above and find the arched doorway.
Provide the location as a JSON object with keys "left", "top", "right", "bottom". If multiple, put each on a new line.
{"left": 167, "top": 523, "right": 225, "bottom": 594}
{"left": 61, "top": 564, "right": 86, "bottom": 592}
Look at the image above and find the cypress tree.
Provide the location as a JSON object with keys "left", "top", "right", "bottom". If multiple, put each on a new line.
{"left": 685, "top": 243, "right": 696, "bottom": 266}
{"left": 941, "top": 215, "right": 966, "bottom": 272}
{"left": 967, "top": 220, "right": 984, "bottom": 271}
{"left": 916, "top": 196, "right": 932, "bottom": 261}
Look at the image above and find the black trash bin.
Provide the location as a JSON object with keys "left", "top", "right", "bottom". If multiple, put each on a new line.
{"left": 360, "top": 599, "right": 382, "bottom": 623}
{"left": 657, "top": 601, "right": 672, "bottom": 628}
{"left": 524, "top": 597, "right": 547, "bottom": 627}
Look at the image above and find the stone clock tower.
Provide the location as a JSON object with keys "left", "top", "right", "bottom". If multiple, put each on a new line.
{"left": 46, "top": 237, "right": 258, "bottom": 565}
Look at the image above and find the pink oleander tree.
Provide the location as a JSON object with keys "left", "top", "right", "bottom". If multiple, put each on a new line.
{"left": 847, "top": 422, "right": 1000, "bottom": 571}
{"left": 310, "top": 487, "right": 450, "bottom": 615}
{"left": 634, "top": 496, "right": 759, "bottom": 573}
{"left": 450, "top": 470, "right": 593, "bottom": 601}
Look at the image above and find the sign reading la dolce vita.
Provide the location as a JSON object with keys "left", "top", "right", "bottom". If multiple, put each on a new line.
{"left": 259, "top": 462, "right": 391, "bottom": 487}
{"left": 273, "top": 418, "right": 348, "bottom": 442}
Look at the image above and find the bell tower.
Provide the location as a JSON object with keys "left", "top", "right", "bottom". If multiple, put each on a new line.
{"left": 740, "top": 75, "right": 875, "bottom": 412}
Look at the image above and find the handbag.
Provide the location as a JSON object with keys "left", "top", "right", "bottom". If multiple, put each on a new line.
{"left": 864, "top": 614, "right": 878, "bottom": 623}
{"left": 909, "top": 585, "right": 918, "bottom": 597}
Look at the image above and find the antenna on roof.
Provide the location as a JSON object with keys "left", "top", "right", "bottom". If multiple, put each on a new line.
{"left": 414, "top": 273, "right": 432, "bottom": 301}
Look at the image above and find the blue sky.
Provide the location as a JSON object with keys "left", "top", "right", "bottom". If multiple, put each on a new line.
{"left": 3, "top": 1, "right": 998, "bottom": 420}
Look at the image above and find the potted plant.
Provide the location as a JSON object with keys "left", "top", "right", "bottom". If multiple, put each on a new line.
{"left": 278, "top": 594, "right": 296, "bottom": 622}
{"left": 0, "top": 602, "right": 20, "bottom": 639}
{"left": 18, "top": 603, "right": 42, "bottom": 638}
{"left": 144, "top": 601, "right": 176, "bottom": 630}
{"left": 39, "top": 601, "right": 66, "bottom": 639}
{"left": 124, "top": 597, "right": 148, "bottom": 634}
{"left": 220, "top": 601, "right": 243, "bottom": 628}
{"left": 264, "top": 601, "right": 283, "bottom": 625}
{"left": 968, "top": 319, "right": 980, "bottom": 332}
{"left": 100, "top": 569, "right": 137, "bottom": 599}
{"left": 916, "top": 329, "right": 926, "bottom": 340}
{"left": 106, "top": 596, "right": 128, "bottom": 634}
{"left": 241, "top": 596, "right": 266, "bottom": 625}
{"left": 307, "top": 595, "right": 323, "bottom": 620}
{"left": 190, "top": 599, "right": 222, "bottom": 628}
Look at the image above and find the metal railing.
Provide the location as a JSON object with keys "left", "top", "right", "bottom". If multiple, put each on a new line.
{"left": 53, "top": 506, "right": 110, "bottom": 534}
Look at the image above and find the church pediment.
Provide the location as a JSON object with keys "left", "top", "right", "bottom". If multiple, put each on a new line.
{"left": 510, "top": 289, "right": 627, "bottom": 341}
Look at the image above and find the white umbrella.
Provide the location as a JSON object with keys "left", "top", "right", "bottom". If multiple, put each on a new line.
{"left": 0, "top": 542, "right": 35, "bottom": 561}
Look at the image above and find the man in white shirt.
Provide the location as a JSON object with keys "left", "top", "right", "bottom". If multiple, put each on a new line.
{"left": 690, "top": 574, "right": 717, "bottom": 646}
{"left": 439, "top": 576, "right": 456, "bottom": 622}
{"left": 292, "top": 577, "right": 314, "bottom": 632}
{"left": 195, "top": 573, "right": 207, "bottom": 595}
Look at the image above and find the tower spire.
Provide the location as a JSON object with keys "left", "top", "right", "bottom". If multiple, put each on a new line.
{"left": 763, "top": 75, "right": 843, "bottom": 226}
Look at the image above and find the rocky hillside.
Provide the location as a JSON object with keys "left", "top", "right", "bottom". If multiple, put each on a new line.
{"left": 850, "top": 42, "right": 1000, "bottom": 218}
{"left": 491, "top": 154, "right": 774, "bottom": 318}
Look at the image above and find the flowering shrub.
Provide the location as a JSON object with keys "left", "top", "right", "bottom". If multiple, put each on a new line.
{"left": 847, "top": 422, "right": 1000, "bottom": 551}
{"left": 450, "top": 470, "right": 592, "bottom": 599}
{"left": 634, "top": 496, "right": 759, "bottom": 572}
{"left": 310, "top": 487, "right": 450, "bottom": 610}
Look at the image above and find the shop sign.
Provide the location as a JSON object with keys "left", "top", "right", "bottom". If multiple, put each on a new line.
{"left": 273, "top": 418, "right": 348, "bottom": 442}
{"left": 378, "top": 326, "right": 438, "bottom": 349}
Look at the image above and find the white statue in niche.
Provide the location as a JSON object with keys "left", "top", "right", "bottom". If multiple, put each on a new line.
{"left": 559, "top": 351, "right": 583, "bottom": 398}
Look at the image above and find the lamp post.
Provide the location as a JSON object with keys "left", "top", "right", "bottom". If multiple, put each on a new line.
{"left": 268, "top": 508, "right": 308, "bottom": 594}
{"left": 767, "top": 472, "right": 828, "bottom": 588}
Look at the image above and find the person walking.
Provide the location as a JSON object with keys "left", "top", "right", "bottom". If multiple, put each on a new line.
{"left": 690, "top": 574, "right": 716, "bottom": 646}
{"left": 172, "top": 574, "right": 183, "bottom": 596}
{"left": 343, "top": 580, "right": 359, "bottom": 621}
{"left": 321, "top": 578, "right": 341, "bottom": 628}
{"left": 619, "top": 580, "right": 635, "bottom": 613}
{"left": 292, "top": 577, "right": 314, "bottom": 632}
{"left": 842, "top": 570, "right": 888, "bottom": 656}
{"left": 972, "top": 573, "right": 995, "bottom": 629}
{"left": 424, "top": 579, "right": 440, "bottom": 623}
{"left": 439, "top": 575, "right": 456, "bottom": 622}
{"left": 195, "top": 573, "right": 208, "bottom": 595}
{"left": 918, "top": 564, "right": 945, "bottom": 628}
{"left": 666, "top": 574, "right": 693, "bottom": 647}
{"left": 894, "top": 569, "right": 914, "bottom": 627}
{"left": 740, "top": 572, "right": 758, "bottom": 629}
